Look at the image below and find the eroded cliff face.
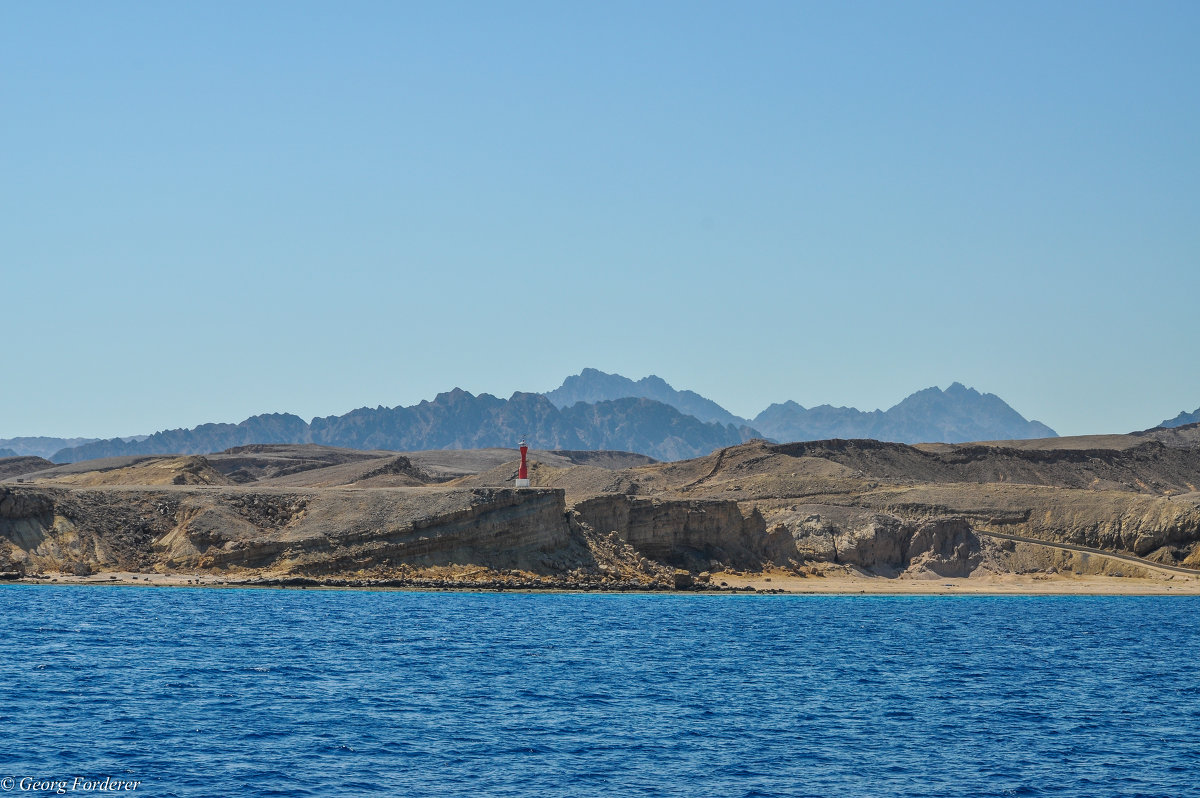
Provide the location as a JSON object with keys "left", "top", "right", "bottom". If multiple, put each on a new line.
{"left": 779, "top": 512, "right": 983, "bottom": 577}
{"left": 571, "top": 495, "right": 793, "bottom": 571}
{"left": 275, "top": 488, "right": 571, "bottom": 575}
{"left": 1, "top": 487, "right": 51, "bottom": 575}
{"left": 1, "top": 485, "right": 177, "bottom": 575}
{"left": 974, "top": 490, "right": 1200, "bottom": 564}
{"left": 847, "top": 483, "right": 1200, "bottom": 568}
{"left": 0, "top": 485, "right": 573, "bottom": 578}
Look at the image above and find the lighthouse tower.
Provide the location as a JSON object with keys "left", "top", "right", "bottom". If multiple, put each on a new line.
{"left": 515, "top": 438, "right": 530, "bottom": 487}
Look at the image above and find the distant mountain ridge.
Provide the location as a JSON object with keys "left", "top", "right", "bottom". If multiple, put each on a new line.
{"left": 53, "top": 392, "right": 756, "bottom": 463}
{"left": 48, "top": 369, "right": 1057, "bottom": 464}
{"left": 544, "top": 369, "right": 1057, "bottom": 445}
{"left": 0, "top": 435, "right": 152, "bottom": 460}
{"left": 0, "top": 436, "right": 103, "bottom": 460}
{"left": 752, "top": 383, "right": 1057, "bottom": 444}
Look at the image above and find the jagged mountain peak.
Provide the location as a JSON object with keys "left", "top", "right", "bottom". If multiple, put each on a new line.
{"left": 430, "top": 387, "right": 476, "bottom": 404}
{"left": 544, "top": 368, "right": 746, "bottom": 427}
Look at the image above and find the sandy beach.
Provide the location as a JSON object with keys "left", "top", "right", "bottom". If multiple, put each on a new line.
{"left": 11, "top": 568, "right": 1200, "bottom": 595}
{"left": 713, "top": 569, "right": 1200, "bottom": 595}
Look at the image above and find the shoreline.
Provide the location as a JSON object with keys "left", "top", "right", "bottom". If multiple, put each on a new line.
{"left": 714, "top": 572, "right": 1200, "bottom": 595}
{"left": 7, "top": 569, "right": 1200, "bottom": 596}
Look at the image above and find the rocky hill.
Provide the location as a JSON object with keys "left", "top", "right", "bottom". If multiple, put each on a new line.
{"left": 0, "top": 456, "right": 55, "bottom": 481}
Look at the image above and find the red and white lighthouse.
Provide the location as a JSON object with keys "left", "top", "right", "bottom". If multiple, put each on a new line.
{"left": 515, "top": 438, "right": 530, "bottom": 487}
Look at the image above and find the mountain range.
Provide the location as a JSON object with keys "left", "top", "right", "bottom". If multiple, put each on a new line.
{"left": 23, "top": 369, "right": 1073, "bottom": 464}
{"left": 752, "top": 383, "right": 1057, "bottom": 443}
{"left": 553, "top": 368, "right": 1057, "bottom": 444}
{"left": 48, "top": 391, "right": 756, "bottom": 463}
{"left": 11, "top": 369, "right": 1195, "bottom": 464}
{"left": 0, "top": 436, "right": 106, "bottom": 460}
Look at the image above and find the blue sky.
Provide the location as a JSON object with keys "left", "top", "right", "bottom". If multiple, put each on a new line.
{"left": 2, "top": 1, "right": 1197, "bottom": 439}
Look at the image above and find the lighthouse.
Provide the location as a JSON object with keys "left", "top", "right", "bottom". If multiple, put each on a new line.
{"left": 515, "top": 438, "right": 530, "bottom": 487}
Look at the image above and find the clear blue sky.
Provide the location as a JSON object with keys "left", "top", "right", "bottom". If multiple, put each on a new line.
{"left": 3, "top": 1, "right": 1197, "bottom": 439}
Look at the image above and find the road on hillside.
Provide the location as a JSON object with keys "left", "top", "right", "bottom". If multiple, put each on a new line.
{"left": 974, "top": 529, "right": 1200, "bottom": 577}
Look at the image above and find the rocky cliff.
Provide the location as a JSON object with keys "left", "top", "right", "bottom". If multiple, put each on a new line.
{"left": 572, "top": 495, "right": 791, "bottom": 571}
{"left": 1, "top": 484, "right": 575, "bottom": 577}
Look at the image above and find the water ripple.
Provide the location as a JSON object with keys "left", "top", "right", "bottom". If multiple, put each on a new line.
{"left": 1, "top": 588, "right": 1198, "bottom": 797}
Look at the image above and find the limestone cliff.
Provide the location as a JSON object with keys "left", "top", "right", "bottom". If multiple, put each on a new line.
{"left": 1, "top": 485, "right": 573, "bottom": 578}
{"left": 572, "top": 495, "right": 792, "bottom": 571}
{"left": 782, "top": 513, "right": 982, "bottom": 577}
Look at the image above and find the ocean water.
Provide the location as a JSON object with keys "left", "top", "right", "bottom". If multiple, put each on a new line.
{"left": 1, "top": 587, "right": 1197, "bottom": 798}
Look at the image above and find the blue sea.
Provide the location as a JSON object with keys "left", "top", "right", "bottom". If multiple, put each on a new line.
{"left": 1, "top": 587, "right": 1197, "bottom": 798}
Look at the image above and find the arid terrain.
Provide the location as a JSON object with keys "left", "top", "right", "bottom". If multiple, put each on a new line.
{"left": 3, "top": 425, "right": 1200, "bottom": 593}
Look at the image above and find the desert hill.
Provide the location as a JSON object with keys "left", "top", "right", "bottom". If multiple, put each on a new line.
{"left": 946, "top": 422, "right": 1200, "bottom": 452}
{"left": 0, "top": 456, "right": 55, "bottom": 481}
